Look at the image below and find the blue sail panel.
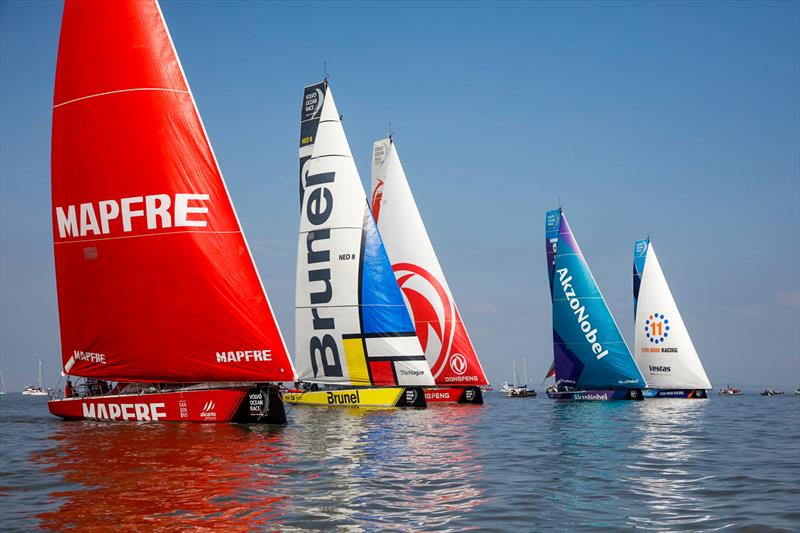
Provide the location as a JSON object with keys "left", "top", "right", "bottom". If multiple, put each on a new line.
{"left": 359, "top": 208, "right": 415, "bottom": 334}
{"left": 632, "top": 239, "right": 649, "bottom": 318}
{"left": 545, "top": 209, "right": 561, "bottom": 297}
{"left": 549, "top": 211, "right": 644, "bottom": 390}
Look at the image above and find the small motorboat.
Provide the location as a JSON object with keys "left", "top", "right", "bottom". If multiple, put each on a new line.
{"left": 795, "top": 388, "right": 800, "bottom": 396}
{"left": 761, "top": 389, "right": 784, "bottom": 396}
{"left": 719, "top": 386, "right": 743, "bottom": 395}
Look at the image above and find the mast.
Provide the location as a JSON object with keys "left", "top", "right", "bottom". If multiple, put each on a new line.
{"left": 294, "top": 83, "right": 434, "bottom": 388}
{"left": 51, "top": 0, "right": 294, "bottom": 383}
{"left": 38, "top": 359, "right": 43, "bottom": 389}
{"left": 370, "top": 138, "right": 488, "bottom": 387}
{"left": 523, "top": 359, "right": 529, "bottom": 387}
{"left": 513, "top": 360, "right": 518, "bottom": 387}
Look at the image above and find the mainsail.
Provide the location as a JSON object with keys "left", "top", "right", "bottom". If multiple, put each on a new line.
{"left": 295, "top": 83, "right": 434, "bottom": 387}
{"left": 51, "top": 0, "right": 294, "bottom": 383}
{"left": 370, "top": 138, "right": 488, "bottom": 387}
{"left": 545, "top": 209, "right": 644, "bottom": 389}
{"left": 633, "top": 239, "right": 711, "bottom": 389}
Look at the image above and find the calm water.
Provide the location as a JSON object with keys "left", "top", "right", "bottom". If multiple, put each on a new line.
{"left": 1, "top": 393, "right": 798, "bottom": 531}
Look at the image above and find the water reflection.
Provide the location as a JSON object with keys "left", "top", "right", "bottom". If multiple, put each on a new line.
{"left": 32, "top": 422, "right": 289, "bottom": 530}
{"left": 540, "top": 400, "right": 714, "bottom": 531}
{"left": 31, "top": 405, "right": 488, "bottom": 530}
{"left": 626, "top": 399, "right": 713, "bottom": 531}
{"left": 282, "top": 405, "right": 487, "bottom": 530}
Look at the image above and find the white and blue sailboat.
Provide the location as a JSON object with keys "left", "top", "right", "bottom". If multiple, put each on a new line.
{"left": 285, "top": 81, "right": 435, "bottom": 408}
{"left": 545, "top": 209, "right": 645, "bottom": 401}
{"left": 633, "top": 239, "right": 712, "bottom": 398}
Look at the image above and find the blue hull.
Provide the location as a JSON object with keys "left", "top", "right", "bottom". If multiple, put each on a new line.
{"left": 547, "top": 389, "right": 644, "bottom": 401}
{"left": 643, "top": 389, "right": 709, "bottom": 399}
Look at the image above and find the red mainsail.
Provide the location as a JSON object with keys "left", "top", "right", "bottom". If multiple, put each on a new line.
{"left": 51, "top": 0, "right": 294, "bottom": 383}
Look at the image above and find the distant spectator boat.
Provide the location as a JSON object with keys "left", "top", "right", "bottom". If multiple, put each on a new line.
{"left": 504, "top": 360, "right": 537, "bottom": 397}
{"left": 760, "top": 389, "right": 784, "bottom": 396}
{"left": 719, "top": 386, "right": 743, "bottom": 395}
{"left": 22, "top": 359, "right": 49, "bottom": 396}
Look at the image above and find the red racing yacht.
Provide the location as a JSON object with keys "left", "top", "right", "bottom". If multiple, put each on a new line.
{"left": 47, "top": 0, "right": 295, "bottom": 423}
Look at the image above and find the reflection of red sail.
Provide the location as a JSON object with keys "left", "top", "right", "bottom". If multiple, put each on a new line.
{"left": 51, "top": 0, "right": 292, "bottom": 383}
{"left": 33, "top": 424, "right": 289, "bottom": 530}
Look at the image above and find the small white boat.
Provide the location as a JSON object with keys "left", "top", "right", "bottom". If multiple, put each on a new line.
{"left": 761, "top": 389, "right": 784, "bottom": 396}
{"left": 718, "top": 386, "right": 743, "bottom": 396}
{"left": 22, "top": 359, "right": 49, "bottom": 396}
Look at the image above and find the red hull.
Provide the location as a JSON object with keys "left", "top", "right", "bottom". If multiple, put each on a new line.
{"left": 48, "top": 385, "right": 286, "bottom": 424}
{"left": 424, "top": 386, "right": 483, "bottom": 404}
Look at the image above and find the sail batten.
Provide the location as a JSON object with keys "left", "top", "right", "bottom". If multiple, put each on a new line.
{"left": 51, "top": 0, "right": 294, "bottom": 383}
{"left": 370, "top": 139, "right": 488, "bottom": 387}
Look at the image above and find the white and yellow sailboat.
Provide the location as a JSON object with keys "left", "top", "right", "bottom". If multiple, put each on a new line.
{"left": 287, "top": 81, "right": 435, "bottom": 408}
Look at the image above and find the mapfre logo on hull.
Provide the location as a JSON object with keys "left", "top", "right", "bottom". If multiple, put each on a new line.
{"left": 55, "top": 193, "right": 210, "bottom": 240}
{"left": 82, "top": 402, "right": 166, "bottom": 421}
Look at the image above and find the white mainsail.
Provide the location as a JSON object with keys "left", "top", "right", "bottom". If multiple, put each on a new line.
{"left": 370, "top": 138, "right": 488, "bottom": 386}
{"left": 634, "top": 240, "right": 712, "bottom": 390}
{"left": 295, "top": 85, "right": 434, "bottom": 387}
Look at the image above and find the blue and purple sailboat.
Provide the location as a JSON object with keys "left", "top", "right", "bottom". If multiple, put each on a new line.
{"left": 544, "top": 209, "right": 645, "bottom": 401}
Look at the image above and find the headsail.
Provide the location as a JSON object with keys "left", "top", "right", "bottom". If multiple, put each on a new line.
{"left": 370, "top": 138, "right": 488, "bottom": 387}
{"left": 51, "top": 0, "right": 294, "bottom": 383}
{"left": 545, "top": 209, "right": 644, "bottom": 390}
{"left": 295, "top": 84, "right": 434, "bottom": 387}
{"left": 633, "top": 240, "right": 711, "bottom": 389}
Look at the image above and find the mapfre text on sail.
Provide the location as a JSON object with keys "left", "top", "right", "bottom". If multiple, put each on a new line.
{"left": 55, "top": 193, "right": 210, "bottom": 239}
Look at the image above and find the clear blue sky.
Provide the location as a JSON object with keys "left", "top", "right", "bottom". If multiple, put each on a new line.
{"left": 1, "top": 1, "right": 798, "bottom": 391}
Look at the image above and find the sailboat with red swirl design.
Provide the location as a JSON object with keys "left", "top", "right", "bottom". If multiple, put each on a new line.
{"left": 47, "top": 0, "right": 295, "bottom": 423}
{"left": 370, "top": 137, "right": 488, "bottom": 404}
